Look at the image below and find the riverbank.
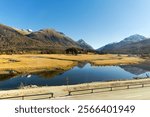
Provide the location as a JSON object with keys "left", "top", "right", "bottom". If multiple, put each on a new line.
{"left": 0, "top": 54, "right": 144, "bottom": 75}
{"left": 0, "top": 78, "right": 150, "bottom": 99}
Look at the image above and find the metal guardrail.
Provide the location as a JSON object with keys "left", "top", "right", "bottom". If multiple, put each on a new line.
{"left": 68, "top": 82, "right": 150, "bottom": 96}
{"left": 0, "top": 92, "right": 54, "bottom": 100}
{"left": 1, "top": 82, "right": 150, "bottom": 99}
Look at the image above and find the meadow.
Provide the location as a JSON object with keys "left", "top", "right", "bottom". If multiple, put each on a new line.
{"left": 0, "top": 54, "right": 144, "bottom": 74}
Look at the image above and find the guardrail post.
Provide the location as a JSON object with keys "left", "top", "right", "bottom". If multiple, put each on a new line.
{"left": 127, "top": 85, "right": 129, "bottom": 89}
{"left": 142, "top": 84, "right": 144, "bottom": 88}
{"left": 110, "top": 87, "right": 112, "bottom": 91}
{"left": 51, "top": 93, "right": 54, "bottom": 98}
{"left": 68, "top": 91, "right": 71, "bottom": 96}
{"left": 91, "top": 89, "right": 93, "bottom": 93}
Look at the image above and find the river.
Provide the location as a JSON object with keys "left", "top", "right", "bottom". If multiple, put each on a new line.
{"left": 0, "top": 63, "right": 150, "bottom": 90}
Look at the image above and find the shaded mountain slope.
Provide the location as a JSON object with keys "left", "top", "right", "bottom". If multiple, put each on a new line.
{"left": 0, "top": 24, "right": 81, "bottom": 53}
{"left": 27, "top": 29, "right": 81, "bottom": 49}
{"left": 77, "top": 39, "right": 94, "bottom": 50}
{"left": 97, "top": 34, "right": 150, "bottom": 54}
{"left": 0, "top": 24, "right": 43, "bottom": 52}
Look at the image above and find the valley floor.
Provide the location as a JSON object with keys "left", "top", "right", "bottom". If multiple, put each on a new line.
{"left": 0, "top": 54, "right": 144, "bottom": 75}
{"left": 0, "top": 54, "right": 147, "bottom": 100}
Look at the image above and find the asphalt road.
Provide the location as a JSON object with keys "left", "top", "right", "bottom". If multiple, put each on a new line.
{"left": 54, "top": 86, "right": 150, "bottom": 100}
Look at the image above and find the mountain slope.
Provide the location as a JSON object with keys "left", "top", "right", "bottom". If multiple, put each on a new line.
{"left": 13, "top": 28, "right": 32, "bottom": 35}
{"left": 77, "top": 39, "right": 94, "bottom": 50}
{"left": 118, "top": 38, "right": 150, "bottom": 54}
{"left": 97, "top": 34, "right": 149, "bottom": 54}
{"left": 27, "top": 29, "right": 81, "bottom": 49}
{"left": 0, "top": 24, "right": 81, "bottom": 53}
{"left": 121, "top": 34, "right": 146, "bottom": 43}
{"left": 0, "top": 24, "right": 44, "bottom": 52}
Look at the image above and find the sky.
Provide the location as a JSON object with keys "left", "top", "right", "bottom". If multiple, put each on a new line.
{"left": 0, "top": 0, "right": 150, "bottom": 49}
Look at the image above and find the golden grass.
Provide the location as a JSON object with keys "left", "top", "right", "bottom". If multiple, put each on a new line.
{"left": 91, "top": 56, "right": 144, "bottom": 65}
{"left": 0, "top": 54, "right": 76, "bottom": 73}
{"left": 41, "top": 54, "right": 115, "bottom": 61}
{"left": 37, "top": 54, "right": 144, "bottom": 65}
{"left": 0, "top": 59, "right": 9, "bottom": 63}
{"left": 0, "top": 54, "right": 144, "bottom": 74}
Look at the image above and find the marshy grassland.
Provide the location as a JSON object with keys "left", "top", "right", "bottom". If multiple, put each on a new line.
{"left": 0, "top": 54, "right": 144, "bottom": 74}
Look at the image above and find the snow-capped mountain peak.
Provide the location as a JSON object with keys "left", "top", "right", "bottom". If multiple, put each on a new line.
{"left": 121, "top": 34, "right": 146, "bottom": 43}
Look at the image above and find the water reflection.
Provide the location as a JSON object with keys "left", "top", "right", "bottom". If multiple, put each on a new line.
{"left": 77, "top": 62, "right": 87, "bottom": 68}
{"left": 0, "top": 63, "right": 150, "bottom": 90}
{"left": 33, "top": 70, "right": 65, "bottom": 79}
{"left": 120, "top": 66, "right": 148, "bottom": 75}
{"left": 120, "top": 62, "right": 150, "bottom": 76}
{"left": 0, "top": 74, "right": 16, "bottom": 81}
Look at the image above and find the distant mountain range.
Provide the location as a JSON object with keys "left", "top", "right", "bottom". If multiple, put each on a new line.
{"left": 1, "top": 23, "right": 150, "bottom": 54}
{"left": 0, "top": 24, "right": 94, "bottom": 54}
{"left": 97, "top": 34, "right": 150, "bottom": 54}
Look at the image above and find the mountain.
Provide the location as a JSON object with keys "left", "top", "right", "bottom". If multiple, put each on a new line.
{"left": 13, "top": 28, "right": 33, "bottom": 35}
{"left": 119, "top": 38, "right": 150, "bottom": 54}
{"left": 97, "top": 34, "right": 149, "bottom": 54}
{"left": 0, "top": 24, "right": 44, "bottom": 53}
{"left": 121, "top": 34, "right": 146, "bottom": 43}
{"left": 0, "top": 24, "right": 81, "bottom": 54}
{"left": 27, "top": 29, "right": 81, "bottom": 49}
{"left": 77, "top": 39, "right": 94, "bottom": 50}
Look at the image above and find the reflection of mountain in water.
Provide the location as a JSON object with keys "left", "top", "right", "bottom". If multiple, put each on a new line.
{"left": 120, "top": 65, "right": 147, "bottom": 75}
{"left": 33, "top": 70, "right": 65, "bottom": 78}
{"left": 132, "top": 62, "right": 150, "bottom": 71}
{"left": 120, "top": 62, "right": 150, "bottom": 75}
{"left": 0, "top": 74, "right": 16, "bottom": 81}
{"left": 77, "top": 62, "right": 88, "bottom": 68}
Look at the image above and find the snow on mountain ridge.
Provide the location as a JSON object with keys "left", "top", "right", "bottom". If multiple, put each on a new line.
{"left": 121, "top": 34, "right": 146, "bottom": 43}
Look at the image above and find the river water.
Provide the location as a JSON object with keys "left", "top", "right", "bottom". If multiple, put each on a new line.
{"left": 0, "top": 63, "right": 150, "bottom": 90}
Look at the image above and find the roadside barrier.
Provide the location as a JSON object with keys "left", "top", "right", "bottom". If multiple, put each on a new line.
{"left": 1, "top": 81, "right": 150, "bottom": 99}
{"left": 68, "top": 82, "right": 150, "bottom": 96}
{"left": 0, "top": 92, "right": 54, "bottom": 100}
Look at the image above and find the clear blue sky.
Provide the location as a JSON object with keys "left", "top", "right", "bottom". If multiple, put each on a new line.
{"left": 0, "top": 0, "right": 150, "bottom": 49}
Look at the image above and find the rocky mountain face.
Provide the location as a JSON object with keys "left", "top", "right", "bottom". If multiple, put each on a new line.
{"left": 77, "top": 39, "right": 94, "bottom": 50}
{"left": 0, "top": 24, "right": 81, "bottom": 54}
{"left": 97, "top": 34, "right": 150, "bottom": 54}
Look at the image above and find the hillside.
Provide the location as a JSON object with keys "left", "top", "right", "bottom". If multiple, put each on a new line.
{"left": 97, "top": 34, "right": 150, "bottom": 54}
{"left": 13, "top": 28, "right": 32, "bottom": 35}
{"left": 0, "top": 24, "right": 81, "bottom": 54}
{"left": 77, "top": 39, "right": 94, "bottom": 50}
{"left": 27, "top": 29, "right": 81, "bottom": 49}
{"left": 0, "top": 24, "right": 44, "bottom": 53}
